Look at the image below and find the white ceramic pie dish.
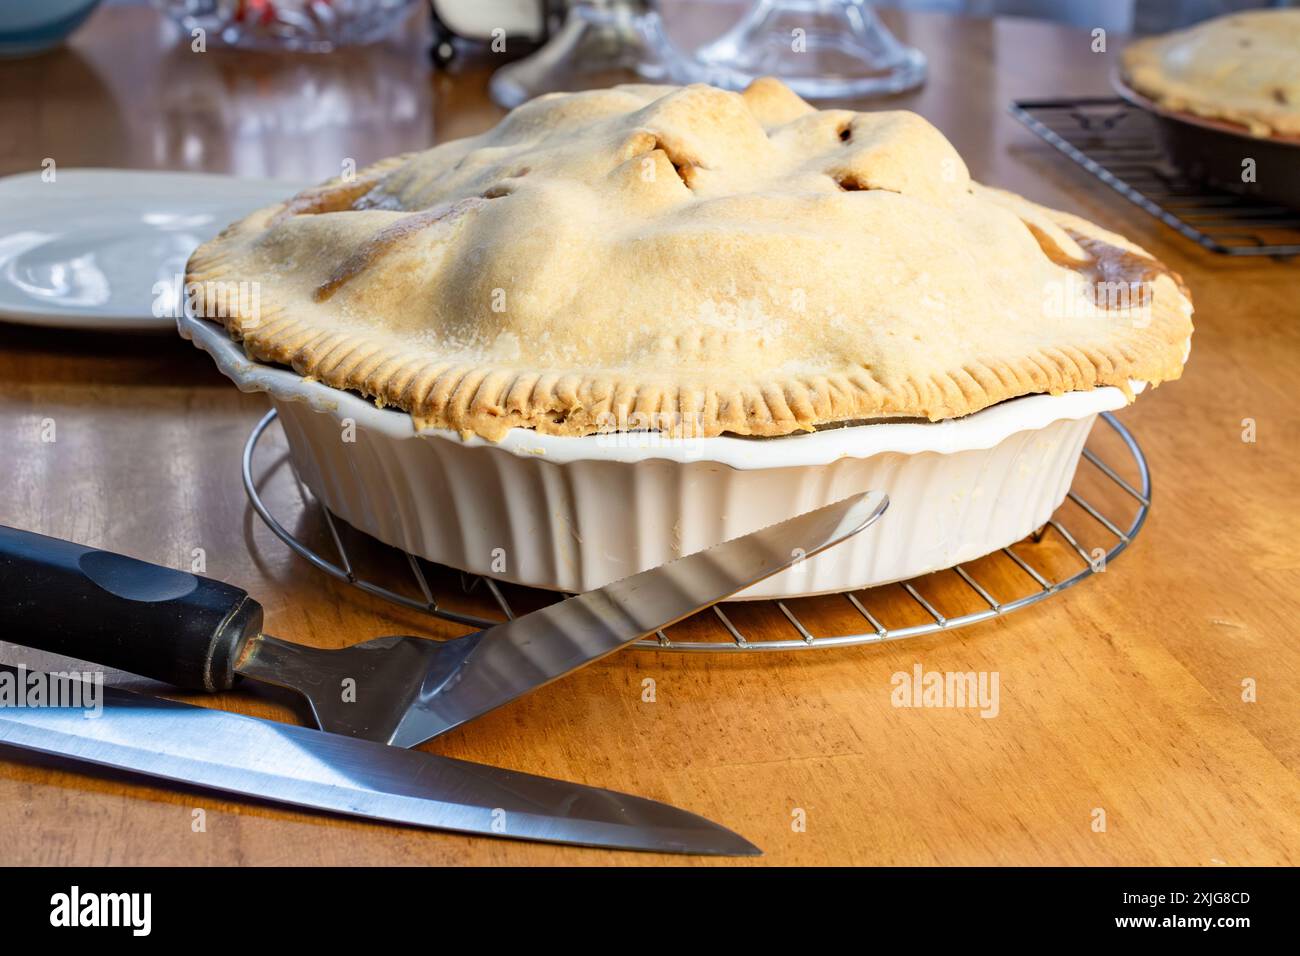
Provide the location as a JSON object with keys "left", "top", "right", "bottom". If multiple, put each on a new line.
{"left": 180, "top": 310, "right": 1149, "bottom": 598}
{"left": 180, "top": 312, "right": 1143, "bottom": 599}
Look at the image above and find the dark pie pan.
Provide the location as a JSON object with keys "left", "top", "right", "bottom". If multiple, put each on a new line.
{"left": 1114, "top": 72, "right": 1300, "bottom": 211}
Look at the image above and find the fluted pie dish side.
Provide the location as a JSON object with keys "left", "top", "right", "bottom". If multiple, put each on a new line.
{"left": 180, "top": 310, "right": 1136, "bottom": 598}
{"left": 186, "top": 78, "right": 1192, "bottom": 443}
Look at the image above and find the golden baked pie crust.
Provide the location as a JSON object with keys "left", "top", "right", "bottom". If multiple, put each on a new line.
{"left": 187, "top": 79, "right": 1193, "bottom": 441}
{"left": 1122, "top": 10, "right": 1300, "bottom": 139}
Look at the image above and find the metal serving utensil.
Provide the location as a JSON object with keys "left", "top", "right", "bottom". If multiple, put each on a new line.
{"left": 0, "top": 492, "right": 888, "bottom": 747}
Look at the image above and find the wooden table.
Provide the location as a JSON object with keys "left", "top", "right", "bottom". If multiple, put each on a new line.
{"left": 1, "top": 4, "right": 1296, "bottom": 867}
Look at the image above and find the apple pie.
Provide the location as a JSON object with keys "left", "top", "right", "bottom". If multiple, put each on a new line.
{"left": 1122, "top": 9, "right": 1300, "bottom": 138}
{"left": 187, "top": 78, "right": 1193, "bottom": 441}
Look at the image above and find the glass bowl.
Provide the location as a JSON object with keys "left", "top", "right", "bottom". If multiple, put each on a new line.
{"left": 153, "top": 0, "right": 421, "bottom": 52}
{"left": 0, "top": 0, "right": 104, "bottom": 56}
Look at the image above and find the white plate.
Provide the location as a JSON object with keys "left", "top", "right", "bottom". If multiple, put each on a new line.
{"left": 0, "top": 169, "right": 305, "bottom": 331}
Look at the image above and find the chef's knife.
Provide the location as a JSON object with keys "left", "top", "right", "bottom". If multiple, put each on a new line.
{"left": 0, "top": 667, "right": 758, "bottom": 855}
{"left": 0, "top": 491, "right": 888, "bottom": 748}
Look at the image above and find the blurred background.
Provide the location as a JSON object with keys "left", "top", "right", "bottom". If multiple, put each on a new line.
{"left": 890, "top": 0, "right": 1284, "bottom": 33}
{"left": 0, "top": 0, "right": 1294, "bottom": 183}
{"left": 3, "top": 0, "right": 1295, "bottom": 61}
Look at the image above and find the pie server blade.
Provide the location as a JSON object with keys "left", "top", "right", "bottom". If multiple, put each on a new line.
{"left": 0, "top": 669, "right": 759, "bottom": 855}
{"left": 0, "top": 491, "right": 888, "bottom": 748}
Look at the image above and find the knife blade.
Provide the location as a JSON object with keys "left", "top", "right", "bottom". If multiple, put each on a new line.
{"left": 0, "top": 668, "right": 759, "bottom": 855}
{"left": 0, "top": 491, "right": 888, "bottom": 748}
{"left": 381, "top": 490, "right": 889, "bottom": 746}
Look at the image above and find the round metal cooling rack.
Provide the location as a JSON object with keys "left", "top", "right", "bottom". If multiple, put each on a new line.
{"left": 242, "top": 410, "right": 1151, "bottom": 652}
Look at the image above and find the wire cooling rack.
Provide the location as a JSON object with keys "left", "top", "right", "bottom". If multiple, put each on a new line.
{"left": 1011, "top": 97, "right": 1300, "bottom": 257}
{"left": 243, "top": 409, "right": 1151, "bottom": 652}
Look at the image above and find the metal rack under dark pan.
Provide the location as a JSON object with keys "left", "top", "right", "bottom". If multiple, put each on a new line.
{"left": 1011, "top": 97, "right": 1300, "bottom": 258}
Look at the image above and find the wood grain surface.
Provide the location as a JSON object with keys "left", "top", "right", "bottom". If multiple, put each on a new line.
{"left": 0, "top": 4, "right": 1296, "bottom": 866}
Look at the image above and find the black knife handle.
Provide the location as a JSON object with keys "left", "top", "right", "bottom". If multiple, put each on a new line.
{"left": 0, "top": 525, "right": 263, "bottom": 691}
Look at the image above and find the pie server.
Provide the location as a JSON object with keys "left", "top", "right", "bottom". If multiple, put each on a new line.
{"left": 0, "top": 665, "right": 759, "bottom": 856}
{"left": 0, "top": 491, "right": 888, "bottom": 748}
